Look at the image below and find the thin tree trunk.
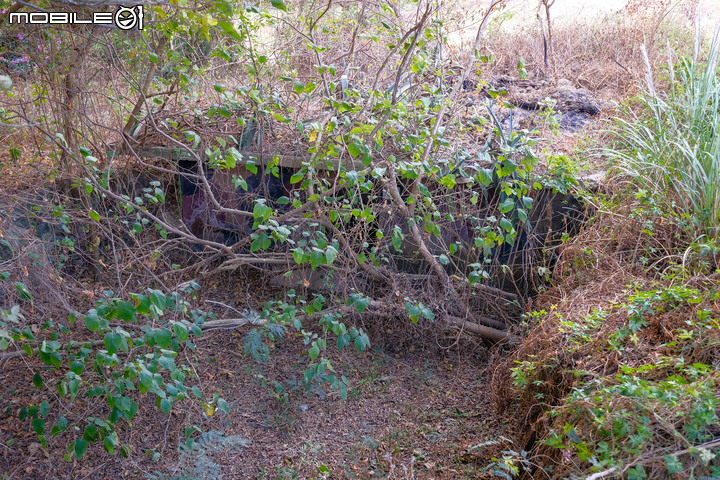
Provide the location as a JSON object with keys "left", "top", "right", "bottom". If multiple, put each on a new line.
{"left": 122, "top": 37, "right": 169, "bottom": 138}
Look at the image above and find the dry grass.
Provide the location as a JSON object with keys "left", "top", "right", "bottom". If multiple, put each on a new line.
{"left": 490, "top": 180, "right": 720, "bottom": 478}
{"left": 474, "top": 2, "right": 699, "bottom": 98}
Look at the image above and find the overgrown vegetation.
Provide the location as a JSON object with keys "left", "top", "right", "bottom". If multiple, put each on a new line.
{"left": 1, "top": 0, "right": 719, "bottom": 478}
{"left": 491, "top": 20, "right": 720, "bottom": 480}
{"left": 607, "top": 27, "right": 720, "bottom": 243}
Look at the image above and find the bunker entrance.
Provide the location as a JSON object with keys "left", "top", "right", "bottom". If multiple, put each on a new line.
{"left": 117, "top": 145, "right": 587, "bottom": 305}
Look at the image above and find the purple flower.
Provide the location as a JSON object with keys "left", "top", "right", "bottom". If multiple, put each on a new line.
{"left": 18, "top": 34, "right": 23, "bottom": 40}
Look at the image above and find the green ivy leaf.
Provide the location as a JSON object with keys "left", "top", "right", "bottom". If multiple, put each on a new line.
{"left": 89, "top": 209, "right": 101, "bottom": 222}
{"left": 103, "top": 432, "right": 118, "bottom": 454}
{"left": 74, "top": 438, "right": 88, "bottom": 459}
{"left": 173, "top": 323, "right": 189, "bottom": 342}
{"left": 14, "top": 281, "right": 32, "bottom": 300}
{"left": 84, "top": 311, "right": 100, "bottom": 332}
{"left": 354, "top": 333, "right": 369, "bottom": 352}
{"left": 139, "top": 370, "right": 152, "bottom": 393}
{"left": 499, "top": 217, "right": 513, "bottom": 232}
{"left": 405, "top": 302, "right": 420, "bottom": 324}
{"left": 309, "top": 343, "right": 320, "bottom": 361}
{"left": 477, "top": 168, "right": 494, "bottom": 186}
{"left": 33, "top": 372, "right": 43, "bottom": 389}
{"left": 83, "top": 423, "right": 98, "bottom": 442}
{"left": 347, "top": 142, "right": 361, "bottom": 158}
{"left": 133, "top": 294, "right": 150, "bottom": 314}
{"left": 149, "top": 289, "right": 166, "bottom": 310}
{"left": 499, "top": 198, "right": 515, "bottom": 213}
{"left": 159, "top": 398, "right": 172, "bottom": 415}
{"left": 337, "top": 334, "right": 350, "bottom": 350}
{"left": 32, "top": 417, "right": 45, "bottom": 435}
{"left": 218, "top": 21, "right": 243, "bottom": 42}
{"left": 270, "top": 0, "right": 287, "bottom": 11}
{"left": 292, "top": 248, "right": 304, "bottom": 265}
{"left": 104, "top": 332, "right": 122, "bottom": 355}
{"left": 115, "top": 301, "right": 135, "bottom": 322}
{"left": 69, "top": 361, "right": 84, "bottom": 375}
{"left": 39, "top": 400, "right": 50, "bottom": 417}
{"left": 68, "top": 377, "right": 79, "bottom": 401}
{"left": 252, "top": 202, "right": 273, "bottom": 224}
{"left": 350, "top": 294, "right": 369, "bottom": 313}
{"left": 217, "top": 398, "right": 230, "bottom": 414}
{"left": 155, "top": 329, "right": 172, "bottom": 349}
{"left": 325, "top": 245, "right": 338, "bottom": 264}
{"left": 419, "top": 304, "right": 435, "bottom": 321}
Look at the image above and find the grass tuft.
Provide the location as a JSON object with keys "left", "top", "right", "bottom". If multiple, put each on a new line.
{"left": 606, "top": 26, "right": 720, "bottom": 242}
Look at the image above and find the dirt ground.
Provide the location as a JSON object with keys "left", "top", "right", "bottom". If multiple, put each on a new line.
{"left": 0, "top": 279, "right": 515, "bottom": 480}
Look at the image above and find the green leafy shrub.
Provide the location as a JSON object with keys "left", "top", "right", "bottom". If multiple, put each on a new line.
{"left": 1, "top": 278, "right": 232, "bottom": 460}
{"left": 500, "top": 282, "right": 720, "bottom": 478}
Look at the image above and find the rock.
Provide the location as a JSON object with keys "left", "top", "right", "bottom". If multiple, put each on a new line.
{"left": 558, "top": 111, "right": 593, "bottom": 132}
{"left": 550, "top": 85, "right": 603, "bottom": 116}
{"left": 486, "top": 75, "right": 604, "bottom": 132}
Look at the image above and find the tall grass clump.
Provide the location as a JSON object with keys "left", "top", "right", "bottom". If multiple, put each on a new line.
{"left": 606, "top": 26, "right": 720, "bottom": 242}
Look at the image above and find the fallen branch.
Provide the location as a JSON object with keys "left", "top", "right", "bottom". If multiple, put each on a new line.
{"left": 585, "top": 468, "right": 616, "bottom": 480}
{"left": 216, "top": 255, "right": 294, "bottom": 270}
{"left": 671, "top": 437, "right": 720, "bottom": 458}
{"left": 447, "top": 315, "right": 518, "bottom": 344}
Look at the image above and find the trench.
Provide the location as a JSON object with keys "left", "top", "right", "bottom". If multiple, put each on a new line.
{"left": 0, "top": 153, "right": 592, "bottom": 479}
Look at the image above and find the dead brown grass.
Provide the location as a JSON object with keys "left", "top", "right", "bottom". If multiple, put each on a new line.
{"left": 489, "top": 181, "right": 720, "bottom": 478}
{"left": 475, "top": 2, "right": 698, "bottom": 99}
